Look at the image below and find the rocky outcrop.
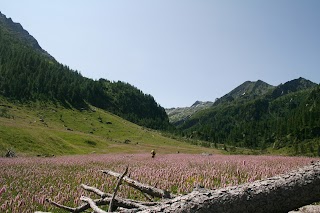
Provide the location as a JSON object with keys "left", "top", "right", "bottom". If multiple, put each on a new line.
{"left": 166, "top": 101, "right": 213, "bottom": 124}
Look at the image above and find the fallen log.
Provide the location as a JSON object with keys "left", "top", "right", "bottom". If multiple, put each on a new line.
{"left": 39, "top": 161, "right": 320, "bottom": 213}
{"left": 140, "top": 161, "right": 320, "bottom": 213}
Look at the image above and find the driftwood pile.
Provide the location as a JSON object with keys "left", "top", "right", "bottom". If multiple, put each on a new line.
{"left": 36, "top": 161, "right": 320, "bottom": 213}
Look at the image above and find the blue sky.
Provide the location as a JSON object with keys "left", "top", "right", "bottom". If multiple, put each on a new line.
{"left": 2, "top": 1, "right": 320, "bottom": 108}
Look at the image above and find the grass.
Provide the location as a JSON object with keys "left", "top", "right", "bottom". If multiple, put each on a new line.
{"left": 0, "top": 98, "right": 219, "bottom": 156}
{"left": 0, "top": 154, "right": 316, "bottom": 213}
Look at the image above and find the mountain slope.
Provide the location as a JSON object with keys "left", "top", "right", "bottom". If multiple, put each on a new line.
{"left": 0, "top": 97, "right": 216, "bottom": 156}
{"left": 0, "top": 11, "right": 170, "bottom": 130}
{"left": 175, "top": 78, "right": 320, "bottom": 155}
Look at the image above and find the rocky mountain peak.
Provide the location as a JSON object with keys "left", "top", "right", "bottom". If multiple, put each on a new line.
{"left": 269, "top": 77, "right": 317, "bottom": 99}
{"left": 214, "top": 80, "right": 274, "bottom": 105}
{"left": 191, "top": 101, "right": 202, "bottom": 107}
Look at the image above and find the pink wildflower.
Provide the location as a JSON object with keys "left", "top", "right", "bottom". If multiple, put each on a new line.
{"left": 0, "top": 186, "right": 6, "bottom": 196}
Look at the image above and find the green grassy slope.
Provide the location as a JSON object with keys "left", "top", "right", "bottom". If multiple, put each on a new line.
{"left": 0, "top": 97, "right": 219, "bottom": 156}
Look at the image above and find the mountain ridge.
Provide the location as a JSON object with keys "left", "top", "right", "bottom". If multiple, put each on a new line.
{"left": 0, "top": 11, "right": 54, "bottom": 60}
{"left": 214, "top": 80, "right": 275, "bottom": 106}
{"left": 268, "top": 77, "right": 317, "bottom": 99}
{"left": 167, "top": 78, "right": 318, "bottom": 125}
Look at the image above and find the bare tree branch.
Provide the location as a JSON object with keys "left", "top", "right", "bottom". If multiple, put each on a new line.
{"left": 101, "top": 170, "right": 175, "bottom": 199}
{"left": 81, "top": 196, "right": 107, "bottom": 213}
{"left": 46, "top": 198, "right": 76, "bottom": 212}
{"left": 109, "top": 167, "right": 128, "bottom": 212}
{"left": 81, "top": 184, "right": 112, "bottom": 198}
{"left": 45, "top": 196, "right": 156, "bottom": 213}
{"left": 140, "top": 191, "right": 153, "bottom": 202}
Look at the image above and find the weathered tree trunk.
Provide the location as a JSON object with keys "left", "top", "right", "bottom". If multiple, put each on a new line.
{"left": 39, "top": 161, "right": 320, "bottom": 213}
{"left": 142, "top": 161, "right": 320, "bottom": 213}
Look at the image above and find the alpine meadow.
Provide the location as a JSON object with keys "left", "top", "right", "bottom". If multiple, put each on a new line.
{"left": 1, "top": 4, "right": 320, "bottom": 213}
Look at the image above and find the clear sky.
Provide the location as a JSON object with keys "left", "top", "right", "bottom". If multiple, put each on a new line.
{"left": 2, "top": 1, "right": 320, "bottom": 108}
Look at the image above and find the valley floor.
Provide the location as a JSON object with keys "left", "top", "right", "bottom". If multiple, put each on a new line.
{"left": 1, "top": 153, "right": 318, "bottom": 212}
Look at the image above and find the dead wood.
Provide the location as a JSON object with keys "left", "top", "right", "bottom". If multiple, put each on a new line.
{"left": 101, "top": 169, "right": 175, "bottom": 199}
{"left": 81, "top": 196, "right": 107, "bottom": 213}
{"left": 109, "top": 166, "right": 128, "bottom": 212}
{"left": 81, "top": 184, "right": 112, "bottom": 198}
{"left": 38, "top": 161, "right": 320, "bottom": 213}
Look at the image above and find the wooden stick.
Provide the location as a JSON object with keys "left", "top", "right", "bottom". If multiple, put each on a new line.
{"left": 81, "top": 184, "right": 112, "bottom": 198}
{"left": 81, "top": 196, "right": 107, "bottom": 213}
{"left": 141, "top": 191, "right": 153, "bottom": 202}
{"left": 101, "top": 170, "right": 174, "bottom": 199}
{"left": 46, "top": 198, "right": 76, "bottom": 212}
{"left": 46, "top": 195, "right": 157, "bottom": 212}
{"left": 109, "top": 167, "right": 128, "bottom": 212}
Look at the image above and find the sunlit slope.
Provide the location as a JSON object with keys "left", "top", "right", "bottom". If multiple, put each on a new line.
{"left": 0, "top": 98, "right": 218, "bottom": 156}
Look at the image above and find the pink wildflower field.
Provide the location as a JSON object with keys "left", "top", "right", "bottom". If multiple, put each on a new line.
{"left": 0, "top": 154, "right": 316, "bottom": 212}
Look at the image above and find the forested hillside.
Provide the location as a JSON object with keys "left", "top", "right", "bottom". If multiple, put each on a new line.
{"left": 0, "top": 11, "right": 170, "bottom": 130}
{"left": 176, "top": 78, "right": 320, "bottom": 155}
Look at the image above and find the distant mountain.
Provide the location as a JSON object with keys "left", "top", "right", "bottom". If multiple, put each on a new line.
{"left": 166, "top": 101, "right": 213, "bottom": 125}
{"left": 267, "top": 77, "right": 317, "bottom": 99}
{"left": 167, "top": 80, "right": 274, "bottom": 125}
{"left": 214, "top": 80, "right": 275, "bottom": 105}
{"left": 173, "top": 78, "right": 320, "bottom": 155}
{"left": 0, "top": 11, "right": 170, "bottom": 130}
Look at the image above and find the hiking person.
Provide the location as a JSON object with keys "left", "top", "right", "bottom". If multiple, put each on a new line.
{"left": 151, "top": 149, "right": 156, "bottom": 158}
